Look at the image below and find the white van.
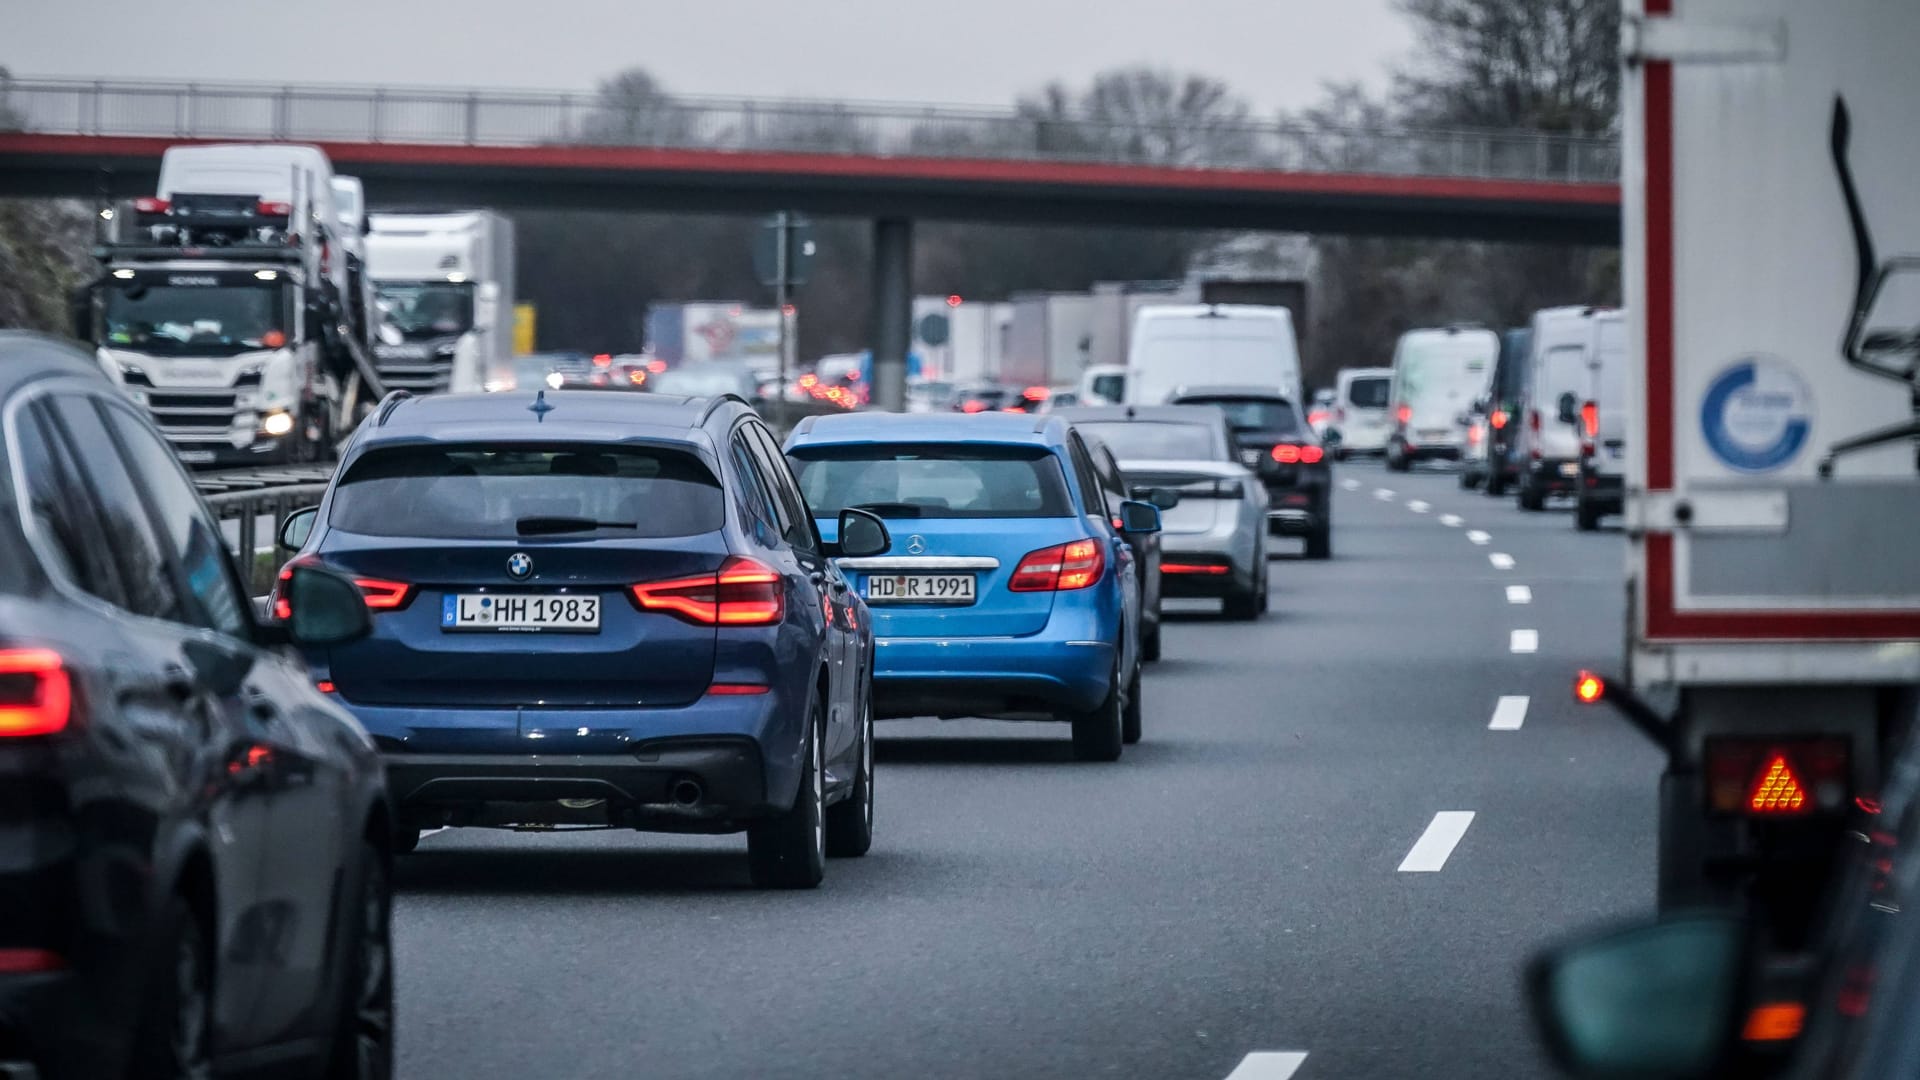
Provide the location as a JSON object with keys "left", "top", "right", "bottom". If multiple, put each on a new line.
{"left": 1512, "top": 306, "right": 1607, "bottom": 510}
{"left": 1326, "top": 366, "right": 1394, "bottom": 456}
{"left": 1384, "top": 326, "right": 1498, "bottom": 470}
{"left": 330, "top": 175, "right": 368, "bottom": 261}
{"left": 1075, "top": 363, "right": 1127, "bottom": 405}
{"left": 156, "top": 143, "right": 349, "bottom": 298}
{"left": 1125, "top": 305, "right": 1301, "bottom": 406}
{"left": 1574, "top": 310, "right": 1629, "bottom": 529}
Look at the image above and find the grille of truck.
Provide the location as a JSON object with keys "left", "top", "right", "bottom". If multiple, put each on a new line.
{"left": 146, "top": 387, "right": 238, "bottom": 439}
{"left": 372, "top": 343, "right": 455, "bottom": 394}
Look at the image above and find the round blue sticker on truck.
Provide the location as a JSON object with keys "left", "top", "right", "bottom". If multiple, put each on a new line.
{"left": 1699, "top": 356, "right": 1813, "bottom": 473}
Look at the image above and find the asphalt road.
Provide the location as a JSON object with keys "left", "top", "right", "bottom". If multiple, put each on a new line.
{"left": 390, "top": 460, "right": 1661, "bottom": 1080}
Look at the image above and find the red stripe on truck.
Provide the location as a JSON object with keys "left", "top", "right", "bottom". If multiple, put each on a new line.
{"left": 1644, "top": 535, "right": 1920, "bottom": 640}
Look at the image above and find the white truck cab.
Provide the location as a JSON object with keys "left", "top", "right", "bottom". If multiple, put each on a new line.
{"left": 365, "top": 212, "right": 515, "bottom": 395}
{"left": 1124, "top": 305, "right": 1301, "bottom": 406}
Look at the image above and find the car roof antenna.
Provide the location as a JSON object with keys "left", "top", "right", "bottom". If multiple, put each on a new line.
{"left": 529, "top": 389, "right": 554, "bottom": 421}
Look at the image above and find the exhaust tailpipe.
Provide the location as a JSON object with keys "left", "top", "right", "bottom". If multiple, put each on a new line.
{"left": 669, "top": 778, "right": 704, "bottom": 807}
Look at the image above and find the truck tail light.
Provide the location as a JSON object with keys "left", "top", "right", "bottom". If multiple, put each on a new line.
{"left": 1580, "top": 400, "right": 1599, "bottom": 438}
{"left": 0, "top": 650, "right": 72, "bottom": 737}
{"left": 1490, "top": 409, "right": 1509, "bottom": 430}
{"left": 1009, "top": 539, "right": 1104, "bottom": 592}
{"left": 633, "top": 557, "right": 784, "bottom": 626}
{"left": 256, "top": 200, "right": 293, "bottom": 218}
{"left": 1704, "top": 738, "right": 1849, "bottom": 816}
{"left": 133, "top": 196, "right": 171, "bottom": 215}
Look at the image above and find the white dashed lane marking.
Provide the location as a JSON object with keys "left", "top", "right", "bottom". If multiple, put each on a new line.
{"left": 1407, "top": 499, "right": 1430, "bottom": 513}
{"left": 1467, "top": 530, "right": 1491, "bottom": 545}
{"left": 1398, "top": 812, "right": 1475, "bottom": 872}
{"left": 1506, "top": 585, "right": 1532, "bottom": 604}
{"left": 1373, "top": 488, "right": 1395, "bottom": 501}
{"left": 1439, "top": 513, "right": 1463, "bottom": 527}
{"left": 1510, "top": 629, "right": 1539, "bottom": 653}
{"left": 1490, "top": 695, "right": 1529, "bottom": 730}
{"left": 1222, "top": 1052, "right": 1309, "bottom": 1080}
{"left": 1341, "top": 477, "right": 1361, "bottom": 491}
{"left": 1489, "top": 552, "right": 1515, "bottom": 570}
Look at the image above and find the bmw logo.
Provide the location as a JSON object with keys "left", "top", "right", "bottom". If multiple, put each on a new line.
{"left": 506, "top": 552, "right": 533, "bottom": 579}
{"left": 906, "top": 535, "right": 928, "bottom": 555}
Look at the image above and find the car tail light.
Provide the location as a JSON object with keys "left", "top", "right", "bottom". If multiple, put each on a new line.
{"left": 961, "top": 400, "right": 986, "bottom": 414}
{"left": 315, "top": 680, "right": 336, "bottom": 694}
{"left": 633, "top": 557, "right": 785, "bottom": 626}
{"left": 1395, "top": 404, "right": 1412, "bottom": 425}
{"left": 1161, "top": 562, "right": 1230, "bottom": 575}
{"left": 1580, "top": 400, "right": 1599, "bottom": 439}
{"left": 0, "top": 650, "right": 72, "bottom": 737}
{"left": 354, "top": 578, "right": 413, "bottom": 610}
{"left": 707, "top": 683, "right": 771, "bottom": 696}
{"left": 1741, "top": 1002, "right": 1805, "bottom": 1043}
{"left": 1009, "top": 539, "right": 1103, "bottom": 592}
{"left": 1270, "top": 444, "right": 1325, "bottom": 465}
{"left": 1490, "top": 409, "right": 1509, "bottom": 430}
{"left": 1704, "top": 738, "right": 1849, "bottom": 816}
{"left": 1023, "top": 386, "right": 1050, "bottom": 402}
{"left": 0, "top": 949, "right": 65, "bottom": 973}
{"left": 255, "top": 199, "right": 293, "bottom": 218}
{"left": 133, "top": 196, "right": 171, "bottom": 214}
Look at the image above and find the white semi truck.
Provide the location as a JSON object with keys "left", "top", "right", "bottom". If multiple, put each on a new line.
{"left": 1590, "top": 0, "right": 1920, "bottom": 944}
{"left": 77, "top": 144, "right": 381, "bottom": 466}
{"left": 365, "top": 212, "right": 515, "bottom": 395}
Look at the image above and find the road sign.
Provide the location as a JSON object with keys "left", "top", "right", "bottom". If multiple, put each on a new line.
{"left": 753, "top": 215, "right": 815, "bottom": 288}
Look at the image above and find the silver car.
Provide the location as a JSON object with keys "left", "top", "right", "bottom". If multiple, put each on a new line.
{"left": 1053, "top": 405, "right": 1270, "bottom": 620}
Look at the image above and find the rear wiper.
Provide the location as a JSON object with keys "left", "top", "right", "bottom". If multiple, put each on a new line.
{"left": 515, "top": 516, "right": 638, "bottom": 535}
{"left": 849, "top": 502, "right": 924, "bottom": 518}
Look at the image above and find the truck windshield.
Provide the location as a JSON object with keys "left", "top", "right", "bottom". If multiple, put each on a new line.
{"left": 375, "top": 281, "right": 475, "bottom": 340}
{"left": 102, "top": 282, "right": 289, "bottom": 356}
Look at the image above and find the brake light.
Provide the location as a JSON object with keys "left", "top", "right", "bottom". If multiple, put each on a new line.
{"left": 1009, "top": 539, "right": 1104, "bottom": 592}
{"left": 315, "top": 680, "right": 336, "bottom": 694}
{"left": 1741, "top": 1002, "right": 1805, "bottom": 1042}
{"left": 354, "top": 578, "right": 413, "bottom": 610}
{"left": 961, "top": 400, "right": 986, "bottom": 414}
{"left": 1161, "top": 563, "right": 1230, "bottom": 575}
{"left": 707, "top": 683, "right": 771, "bottom": 696}
{"left": 1272, "top": 444, "right": 1301, "bottom": 464}
{"left": 1580, "top": 400, "right": 1599, "bottom": 439}
{"left": 1490, "top": 409, "right": 1509, "bottom": 430}
{"left": 133, "top": 196, "right": 171, "bottom": 214}
{"left": 632, "top": 557, "right": 785, "bottom": 626}
{"left": 1396, "top": 404, "right": 1412, "bottom": 425}
{"left": 0, "top": 650, "right": 71, "bottom": 737}
{"left": 0, "top": 949, "right": 65, "bottom": 973}
{"left": 1704, "top": 738, "right": 1849, "bottom": 815}
{"left": 255, "top": 199, "right": 293, "bottom": 218}
{"left": 1023, "top": 386, "right": 1050, "bottom": 402}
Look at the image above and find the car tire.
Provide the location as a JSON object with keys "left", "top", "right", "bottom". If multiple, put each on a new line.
{"left": 325, "top": 839, "right": 395, "bottom": 1080}
{"left": 1304, "top": 523, "right": 1332, "bottom": 560}
{"left": 825, "top": 692, "right": 874, "bottom": 858}
{"left": 1142, "top": 621, "right": 1161, "bottom": 663}
{"left": 1518, "top": 478, "right": 1546, "bottom": 512}
{"left": 1460, "top": 468, "right": 1482, "bottom": 490}
{"left": 1121, "top": 664, "right": 1143, "bottom": 745}
{"left": 1257, "top": 559, "right": 1270, "bottom": 612}
{"left": 125, "top": 895, "right": 213, "bottom": 1080}
{"left": 1222, "top": 581, "right": 1261, "bottom": 620}
{"left": 393, "top": 826, "right": 421, "bottom": 856}
{"left": 1485, "top": 471, "right": 1508, "bottom": 497}
{"left": 1386, "top": 441, "right": 1411, "bottom": 472}
{"left": 1069, "top": 660, "right": 1125, "bottom": 763}
{"left": 748, "top": 703, "right": 827, "bottom": 889}
{"left": 1576, "top": 499, "right": 1601, "bottom": 532}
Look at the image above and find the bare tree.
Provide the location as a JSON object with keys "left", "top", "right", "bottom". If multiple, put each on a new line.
{"left": 578, "top": 68, "right": 694, "bottom": 147}
{"left": 1392, "top": 0, "right": 1619, "bottom": 133}
{"left": 1016, "top": 67, "right": 1258, "bottom": 167}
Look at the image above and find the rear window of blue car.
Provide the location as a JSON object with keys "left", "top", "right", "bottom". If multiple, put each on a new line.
{"left": 787, "top": 443, "right": 1072, "bottom": 519}
{"left": 328, "top": 443, "right": 725, "bottom": 539}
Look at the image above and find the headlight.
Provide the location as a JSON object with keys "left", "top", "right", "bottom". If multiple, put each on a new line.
{"left": 545, "top": 372, "right": 564, "bottom": 390}
{"left": 483, "top": 378, "right": 515, "bottom": 393}
{"left": 261, "top": 411, "right": 295, "bottom": 437}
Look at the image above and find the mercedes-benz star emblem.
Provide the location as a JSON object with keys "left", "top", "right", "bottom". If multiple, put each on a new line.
{"left": 507, "top": 552, "right": 533, "bottom": 579}
{"left": 905, "top": 535, "right": 927, "bottom": 555}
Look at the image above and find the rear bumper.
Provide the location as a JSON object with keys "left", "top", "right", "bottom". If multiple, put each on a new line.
{"left": 1262, "top": 484, "right": 1327, "bottom": 536}
{"left": 872, "top": 631, "right": 1115, "bottom": 720}
{"left": 384, "top": 737, "right": 770, "bottom": 832}
{"left": 1579, "top": 469, "right": 1624, "bottom": 509}
{"left": 1527, "top": 457, "right": 1581, "bottom": 492}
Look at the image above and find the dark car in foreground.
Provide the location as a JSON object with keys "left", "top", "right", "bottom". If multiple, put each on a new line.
{"left": 1167, "top": 387, "right": 1333, "bottom": 559}
{"left": 279, "top": 389, "right": 886, "bottom": 888}
{"left": 0, "top": 332, "right": 393, "bottom": 1079}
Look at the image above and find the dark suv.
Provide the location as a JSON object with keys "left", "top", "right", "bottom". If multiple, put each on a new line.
{"left": 1167, "top": 387, "right": 1333, "bottom": 559}
{"left": 0, "top": 332, "right": 392, "bottom": 1078}
{"left": 279, "top": 389, "right": 888, "bottom": 889}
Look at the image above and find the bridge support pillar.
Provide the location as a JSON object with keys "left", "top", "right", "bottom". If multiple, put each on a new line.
{"left": 869, "top": 217, "right": 913, "bottom": 413}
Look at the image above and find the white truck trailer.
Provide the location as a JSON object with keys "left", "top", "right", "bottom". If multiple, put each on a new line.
{"left": 1591, "top": 0, "right": 1920, "bottom": 942}
{"left": 366, "top": 211, "right": 515, "bottom": 395}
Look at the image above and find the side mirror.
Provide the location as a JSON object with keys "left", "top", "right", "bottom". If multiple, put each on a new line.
{"left": 283, "top": 564, "right": 373, "bottom": 647}
{"left": 1142, "top": 487, "right": 1181, "bottom": 511}
{"left": 837, "top": 507, "right": 891, "bottom": 558}
{"left": 1118, "top": 500, "right": 1162, "bottom": 533}
{"left": 1557, "top": 392, "right": 1580, "bottom": 425}
{"left": 278, "top": 507, "right": 319, "bottom": 553}
{"left": 1527, "top": 915, "right": 1745, "bottom": 1079}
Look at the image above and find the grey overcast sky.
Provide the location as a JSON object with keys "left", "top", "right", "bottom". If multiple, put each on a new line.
{"left": 3, "top": 0, "right": 1415, "bottom": 113}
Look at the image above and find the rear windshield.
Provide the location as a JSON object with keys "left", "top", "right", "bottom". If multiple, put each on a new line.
{"left": 1347, "top": 376, "right": 1391, "bottom": 408}
{"left": 328, "top": 444, "right": 725, "bottom": 539}
{"left": 1072, "top": 421, "right": 1219, "bottom": 462}
{"left": 1176, "top": 398, "right": 1299, "bottom": 435}
{"left": 788, "top": 443, "right": 1072, "bottom": 519}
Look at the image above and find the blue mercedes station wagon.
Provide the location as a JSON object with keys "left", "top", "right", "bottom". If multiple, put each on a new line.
{"left": 277, "top": 390, "right": 889, "bottom": 888}
{"left": 784, "top": 412, "right": 1160, "bottom": 761}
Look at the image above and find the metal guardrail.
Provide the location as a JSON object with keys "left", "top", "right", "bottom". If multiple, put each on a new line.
{"left": 196, "top": 465, "right": 332, "bottom": 586}
{"left": 0, "top": 76, "right": 1621, "bottom": 184}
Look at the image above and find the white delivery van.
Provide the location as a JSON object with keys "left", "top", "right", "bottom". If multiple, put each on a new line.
{"left": 1075, "top": 363, "right": 1128, "bottom": 405}
{"left": 1512, "top": 306, "right": 1606, "bottom": 509}
{"left": 1125, "top": 305, "right": 1301, "bottom": 406}
{"left": 1326, "top": 366, "right": 1394, "bottom": 457}
{"left": 1574, "top": 310, "right": 1629, "bottom": 530}
{"left": 1384, "top": 326, "right": 1498, "bottom": 471}
{"left": 156, "top": 144, "right": 349, "bottom": 300}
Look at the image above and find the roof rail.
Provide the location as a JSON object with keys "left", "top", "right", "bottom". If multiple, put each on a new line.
{"left": 1030, "top": 415, "right": 1050, "bottom": 433}
{"left": 697, "top": 393, "right": 751, "bottom": 426}
{"left": 373, "top": 390, "right": 413, "bottom": 426}
{"left": 792, "top": 414, "right": 820, "bottom": 438}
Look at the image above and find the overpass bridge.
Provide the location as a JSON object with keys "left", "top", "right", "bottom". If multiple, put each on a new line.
{"left": 0, "top": 77, "right": 1622, "bottom": 404}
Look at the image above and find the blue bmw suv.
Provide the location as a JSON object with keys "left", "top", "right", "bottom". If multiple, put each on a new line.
{"left": 784, "top": 412, "right": 1160, "bottom": 761}
{"left": 278, "top": 390, "right": 889, "bottom": 888}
